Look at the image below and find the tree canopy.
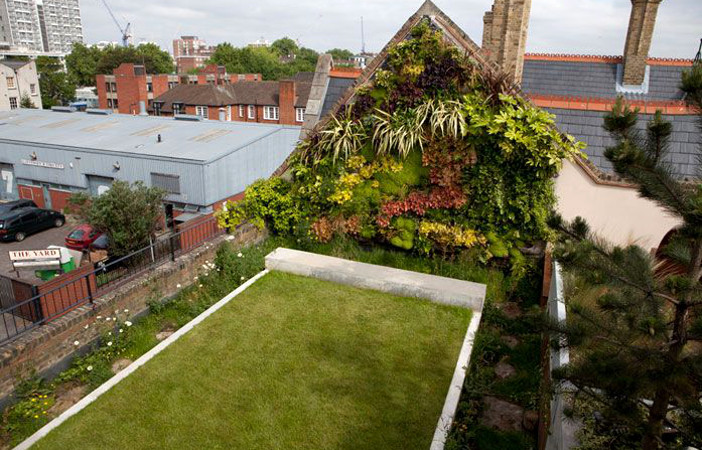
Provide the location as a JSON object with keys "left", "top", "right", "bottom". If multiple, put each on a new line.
{"left": 207, "top": 38, "right": 353, "bottom": 80}
{"left": 326, "top": 48, "right": 354, "bottom": 61}
{"left": 36, "top": 56, "right": 76, "bottom": 108}
{"left": 549, "top": 62, "right": 702, "bottom": 449}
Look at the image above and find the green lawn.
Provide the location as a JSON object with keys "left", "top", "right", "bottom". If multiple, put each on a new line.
{"left": 33, "top": 271, "right": 472, "bottom": 450}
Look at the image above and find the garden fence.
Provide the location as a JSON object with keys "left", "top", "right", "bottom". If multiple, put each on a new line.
{"left": 0, "top": 216, "right": 223, "bottom": 345}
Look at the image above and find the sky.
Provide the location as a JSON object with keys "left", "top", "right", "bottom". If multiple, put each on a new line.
{"left": 82, "top": 0, "right": 701, "bottom": 59}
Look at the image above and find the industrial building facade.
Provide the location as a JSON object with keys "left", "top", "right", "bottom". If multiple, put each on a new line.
{"left": 0, "top": 109, "right": 300, "bottom": 218}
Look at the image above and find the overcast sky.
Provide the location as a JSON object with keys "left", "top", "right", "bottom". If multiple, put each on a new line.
{"left": 82, "top": 0, "right": 701, "bottom": 59}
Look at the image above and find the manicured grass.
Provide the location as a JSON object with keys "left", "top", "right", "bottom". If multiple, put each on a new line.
{"left": 33, "top": 271, "right": 472, "bottom": 450}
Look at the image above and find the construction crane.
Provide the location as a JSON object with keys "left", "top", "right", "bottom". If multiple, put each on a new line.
{"left": 100, "top": 0, "right": 132, "bottom": 47}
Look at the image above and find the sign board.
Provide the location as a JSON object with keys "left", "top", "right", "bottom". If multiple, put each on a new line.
{"left": 9, "top": 249, "right": 61, "bottom": 262}
{"left": 20, "top": 159, "right": 65, "bottom": 170}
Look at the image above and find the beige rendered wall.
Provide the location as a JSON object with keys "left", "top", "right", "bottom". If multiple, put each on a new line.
{"left": 555, "top": 159, "right": 680, "bottom": 251}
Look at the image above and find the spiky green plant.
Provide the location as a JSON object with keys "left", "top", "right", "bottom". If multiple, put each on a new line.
{"left": 372, "top": 108, "right": 427, "bottom": 157}
{"left": 416, "top": 99, "right": 466, "bottom": 138}
{"left": 317, "top": 110, "right": 366, "bottom": 163}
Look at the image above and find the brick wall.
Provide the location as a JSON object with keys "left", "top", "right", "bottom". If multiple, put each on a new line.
{"left": 0, "top": 224, "right": 266, "bottom": 401}
{"left": 113, "top": 63, "right": 148, "bottom": 115}
{"left": 95, "top": 74, "right": 108, "bottom": 109}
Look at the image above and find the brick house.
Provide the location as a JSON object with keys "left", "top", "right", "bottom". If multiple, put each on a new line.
{"left": 96, "top": 63, "right": 262, "bottom": 115}
{"left": 149, "top": 73, "right": 313, "bottom": 126}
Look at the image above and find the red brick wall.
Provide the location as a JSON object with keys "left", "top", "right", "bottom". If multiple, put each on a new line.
{"left": 151, "top": 75, "right": 171, "bottom": 98}
{"left": 279, "top": 80, "right": 295, "bottom": 124}
{"left": 18, "top": 184, "right": 45, "bottom": 208}
{"left": 213, "top": 191, "right": 245, "bottom": 211}
{"left": 95, "top": 74, "right": 108, "bottom": 109}
{"left": 113, "top": 63, "right": 148, "bottom": 115}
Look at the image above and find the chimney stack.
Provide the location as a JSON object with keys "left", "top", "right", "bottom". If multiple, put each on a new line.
{"left": 278, "top": 80, "right": 296, "bottom": 124}
{"left": 622, "top": 0, "right": 662, "bottom": 86}
{"left": 482, "top": 0, "right": 533, "bottom": 83}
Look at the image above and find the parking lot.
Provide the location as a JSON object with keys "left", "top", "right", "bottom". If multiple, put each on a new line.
{"left": 0, "top": 221, "right": 76, "bottom": 279}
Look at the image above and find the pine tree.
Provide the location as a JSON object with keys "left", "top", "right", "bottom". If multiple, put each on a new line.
{"left": 548, "top": 62, "right": 702, "bottom": 449}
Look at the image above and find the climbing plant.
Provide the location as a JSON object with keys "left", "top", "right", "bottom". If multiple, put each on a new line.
{"left": 216, "top": 21, "right": 583, "bottom": 266}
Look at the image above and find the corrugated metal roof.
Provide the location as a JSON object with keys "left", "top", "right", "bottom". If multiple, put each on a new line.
{"left": 0, "top": 109, "right": 301, "bottom": 163}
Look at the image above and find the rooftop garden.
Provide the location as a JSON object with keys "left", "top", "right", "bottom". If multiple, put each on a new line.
{"left": 31, "top": 270, "right": 472, "bottom": 449}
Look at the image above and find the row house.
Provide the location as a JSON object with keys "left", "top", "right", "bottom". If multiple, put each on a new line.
{"left": 96, "top": 63, "right": 261, "bottom": 115}
{"left": 148, "top": 73, "right": 313, "bottom": 126}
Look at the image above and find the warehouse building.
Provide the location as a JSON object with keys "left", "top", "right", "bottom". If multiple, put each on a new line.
{"left": 0, "top": 108, "right": 300, "bottom": 221}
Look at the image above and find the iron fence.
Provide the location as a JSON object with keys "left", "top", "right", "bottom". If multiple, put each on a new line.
{"left": 0, "top": 216, "right": 223, "bottom": 345}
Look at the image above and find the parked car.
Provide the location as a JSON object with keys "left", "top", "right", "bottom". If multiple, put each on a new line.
{"left": 65, "top": 224, "right": 103, "bottom": 251}
{"left": 0, "top": 207, "right": 65, "bottom": 242}
{"left": 0, "top": 199, "right": 37, "bottom": 215}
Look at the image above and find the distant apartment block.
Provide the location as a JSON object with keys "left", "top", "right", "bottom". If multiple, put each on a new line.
{"left": 149, "top": 71, "right": 312, "bottom": 126}
{"left": 173, "top": 36, "right": 215, "bottom": 73}
{"left": 96, "top": 63, "right": 262, "bottom": 115}
{"left": 0, "top": 0, "right": 83, "bottom": 54}
{"left": 0, "top": 59, "right": 42, "bottom": 110}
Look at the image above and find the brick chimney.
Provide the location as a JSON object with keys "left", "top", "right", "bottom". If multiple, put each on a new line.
{"left": 482, "top": 0, "right": 532, "bottom": 83}
{"left": 622, "top": 0, "right": 662, "bottom": 86}
{"left": 278, "top": 80, "right": 296, "bottom": 124}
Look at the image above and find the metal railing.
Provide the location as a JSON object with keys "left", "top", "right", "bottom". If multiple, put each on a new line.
{"left": 0, "top": 216, "right": 223, "bottom": 345}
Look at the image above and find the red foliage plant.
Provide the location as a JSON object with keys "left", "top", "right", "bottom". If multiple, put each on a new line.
{"left": 378, "top": 186, "right": 467, "bottom": 226}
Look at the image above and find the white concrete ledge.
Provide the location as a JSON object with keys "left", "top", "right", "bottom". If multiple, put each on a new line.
{"left": 265, "top": 248, "right": 486, "bottom": 312}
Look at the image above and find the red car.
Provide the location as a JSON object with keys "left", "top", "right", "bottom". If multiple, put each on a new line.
{"left": 65, "top": 224, "right": 103, "bottom": 251}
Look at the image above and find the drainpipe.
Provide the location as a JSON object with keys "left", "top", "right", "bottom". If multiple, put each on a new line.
{"left": 139, "top": 101, "right": 148, "bottom": 116}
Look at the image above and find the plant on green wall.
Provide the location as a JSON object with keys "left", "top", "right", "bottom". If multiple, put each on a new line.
{"left": 216, "top": 21, "right": 584, "bottom": 265}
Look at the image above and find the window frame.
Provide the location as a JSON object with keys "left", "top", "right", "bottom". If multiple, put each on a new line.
{"left": 296, "top": 108, "right": 305, "bottom": 122}
{"left": 263, "top": 106, "right": 279, "bottom": 121}
{"left": 247, "top": 105, "right": 255, "bottom": 119}
{"left": 239, "top": 105, "right": 244, "bottom": 118}
{"left": 6, "top": 76, "right": 14, "bottom": 89}
{"left": 195, "top": 105, "right": 208, "bottom": 118}
{"left": 9, "top": 97, "right": 17, "bottom": 110}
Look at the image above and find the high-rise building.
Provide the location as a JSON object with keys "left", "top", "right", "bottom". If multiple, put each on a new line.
{"left": 173, "top": 36, "right": 215, "bottom": 73}
{"left": 0, "top": 0, "right": 83, "bottom": 54}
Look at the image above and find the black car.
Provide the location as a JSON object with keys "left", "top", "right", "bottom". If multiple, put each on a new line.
{"left": 0, "top": 207, "right": 65, "bottom": 242}
{"left": 0, "top": 199, "right": 37, "bottom": 215}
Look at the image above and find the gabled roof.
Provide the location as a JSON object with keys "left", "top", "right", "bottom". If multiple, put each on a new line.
{"left": 319, "top": 0, "right": 501, "bottom": 129}
{"left": 152, "top": 80, "right": 311, "bottom": 113}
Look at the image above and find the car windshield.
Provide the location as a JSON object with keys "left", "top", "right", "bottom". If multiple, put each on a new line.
{"left": 68, "top": 229, "right": 85, "bottom": 240}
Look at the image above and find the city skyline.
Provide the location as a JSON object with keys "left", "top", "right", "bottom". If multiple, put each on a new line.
{"left": 79, "top": 0, "right": 700, "bottom": 58}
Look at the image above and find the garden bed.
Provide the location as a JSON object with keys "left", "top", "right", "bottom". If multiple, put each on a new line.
{"left": 28, "top": 270, "right": 473, "bottom": 449}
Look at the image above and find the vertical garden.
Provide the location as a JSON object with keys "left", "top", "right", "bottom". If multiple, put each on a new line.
{"left": 216, "top": 22, "right": 582, "bottom": 266}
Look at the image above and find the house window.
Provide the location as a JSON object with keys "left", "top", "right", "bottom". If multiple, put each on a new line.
{"left": 296, "top": 108, "right": 305, "bottom": 122}
{"left": 30, "top": 84, "right": 36, "bottom": 95}
{"left": 146, "top": 82, "right": 153, "bottom": 92}
{"left": 168, "top": 81, "right": 178, "bottom": 89}
{"left": 153, "top": 101, "right": 162, "bottom": 116}
{"left": 238, "top": 74, "right": 245, "bottom": 81}
{"left": 173, "top": 103, "right": 183, "bottom": 115}
{"left": 247, "top": 105, "right": 255, "bottom": 119}
{"left": 105, "top": 82, "right": 111, "bottom": 93}
{"left": 112, "top": 99, "right": 118, "bottom": 109}
{"left": 111, "top": 82, "right": 117, "bottom": 92}
{"left": 238, "top": 105, "right": 244, "bottom": 118}
{"left": 9, "top": 97, "right": 17, "bottom": 110}
{"left": 195, "top": 106, "right": 208, "bottom": 118}
{"left": 151, "top": 173, "right": 180, "bottom": 194}
{"left": 6, "top": 77, "right": 14, "bottom": 89}
{"left": 263, "top": 106, "right": 279, "bottom": 121}
{"left": 107, "top": 98, "right": 113, "bottom": 108}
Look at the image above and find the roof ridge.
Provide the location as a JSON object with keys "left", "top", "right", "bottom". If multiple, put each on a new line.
{"left": 525, "top": 53, "right": 694, "bottom": 66}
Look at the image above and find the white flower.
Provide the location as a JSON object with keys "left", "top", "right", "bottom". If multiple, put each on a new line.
{"left": 119, "top": 329, "right": 123, "bottom": 333}
{"left": 199, "top": 284, "right": 203, "bottom": 288}
{"left": 202, "top": 264, "right": 208, "bottom": 269}
{"left": 112, "top": 317, "right": 117, "bottom": 321}
{"left": 86, "top": 365, "right": 93, "bottom": 371}
{"left": 73, "top": 340, "right": 80, "bottom": 346}
{"left": 123, "top": 309, "right": 129, "bottom": 313}
{"left": 107, "top": 341, "right": 113, "bottom": 347}
{"left": 240, "top": 276, "right": 245, "bottom": 281}
{"left": 204, "top": 273, "right": 209, "bottom": 276}
{"left": 176, "top": 284, "right": 182, "bottom": 289}
{"left": 114, "top": 310, "right": 119, "bottom": 315}
{"left": 108, "top": 332, "right": 112, "bottom": 336}
{"left": 84, "top": 324, "right": 89, "bottom": 329}
{"left": 105, "top": 317, "right": 111, "bottom": 321}
{"left": 194, "top": 276, "right": 198, "bottom": 280}
{"left": 96, "top": 315, "right": 102, "bottom": 319}
{"left": 237, "top": 252, "right": 243, "bottom": 258}
{"left": 125, "top": 321, "right": 132, "bottom": 327}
